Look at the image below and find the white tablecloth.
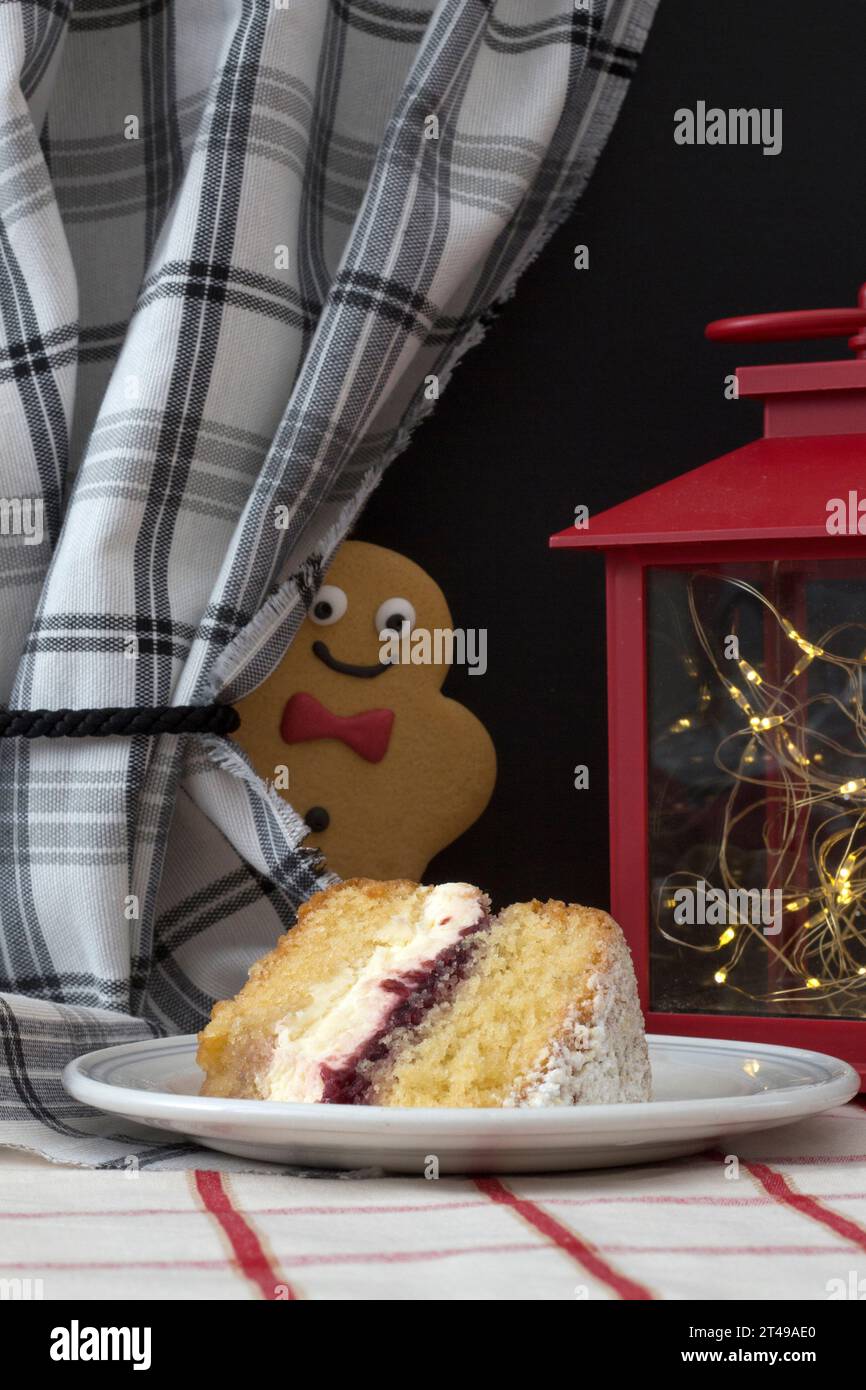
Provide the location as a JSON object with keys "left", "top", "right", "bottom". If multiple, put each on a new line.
{"left": 1, "top": 1098, "right": 864, "bottom": 1300}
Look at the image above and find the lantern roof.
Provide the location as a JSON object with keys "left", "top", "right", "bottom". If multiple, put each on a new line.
{"left": 551, "top": 285, "right": 866, "bottom": 551}
{"left": 549, "top": 432, "right": 866, "bottom": 549}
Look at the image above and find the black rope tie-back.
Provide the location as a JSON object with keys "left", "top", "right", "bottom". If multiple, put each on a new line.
{"left": 0, "top": 704, "right": 240, "bottom": 740}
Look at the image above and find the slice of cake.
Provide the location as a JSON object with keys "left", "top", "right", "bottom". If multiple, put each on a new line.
{"left": 197, "top": 879, "right": 650, "bottom": 1107}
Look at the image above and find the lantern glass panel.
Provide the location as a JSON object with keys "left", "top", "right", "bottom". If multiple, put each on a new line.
{"left": 647, "top": 559, "right": 866, "bottom": 1020}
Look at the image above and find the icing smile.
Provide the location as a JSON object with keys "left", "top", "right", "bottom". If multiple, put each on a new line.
{"left": 312, "top": 640, "right": 390, "bottom": 679}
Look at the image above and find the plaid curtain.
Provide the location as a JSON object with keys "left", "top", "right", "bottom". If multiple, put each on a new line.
{"left": 0, "top": 0, "right": 657, "bottom": 1170}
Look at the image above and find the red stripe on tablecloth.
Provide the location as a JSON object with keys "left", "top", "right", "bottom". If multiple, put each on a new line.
{"left": 762, "top": 1153, "right": 866, "bottom": 1166}
{"left": 599, "top": 1242, "right": 851, "bottom": 1256}
{"left": 474, "top": 1176, "right": 654, "bottom": 1300}
{"left": 700, "top": 1149, "right": 866, "bottom": 1167}
{"left": 4, "top": 1245, "right": 534, "bottom": 1273}
{"left": 5, "top": 1240, "right": 851, "bottom": 1273}
{"left": 194, "top": 1171, "right": 293, "bottom": 1300}
{"left": 740, "top": 1160, "right": 866, "bottom": 1251}
{"left": 13, "top": 1191, "right": 866, "bottom": 1219}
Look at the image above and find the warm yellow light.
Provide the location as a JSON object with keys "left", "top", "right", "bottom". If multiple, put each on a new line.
{"left": 738, "top": 659, "right": 762, "bottom": 686}
{"left": 726, "top": 682, "right": 752, "bottom": 713}
{"left": 781, "top": 620, "right": 824, "bottom": 660}
{"left": 674, "top": 580, "right": 866, "bottom": 1010}
{"left": 784, "top": 738, "right": 810, "bottom": 766}
{"left": 750, "top": 715, "right": 784, "bottom": 730}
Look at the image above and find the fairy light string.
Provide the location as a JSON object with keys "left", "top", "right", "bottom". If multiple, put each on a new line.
{"left": 656, "top": 570, "right": 866, "bottom": 1013}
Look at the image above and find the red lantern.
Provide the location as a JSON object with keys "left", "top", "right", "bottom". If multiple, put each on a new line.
{"left": 551, "top": 287, "right": 866, "bottom": 1085}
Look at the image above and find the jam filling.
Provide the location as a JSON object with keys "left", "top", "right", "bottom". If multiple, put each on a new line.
{"left": 319, "top": 915, "right": 489, "bottom": 1104}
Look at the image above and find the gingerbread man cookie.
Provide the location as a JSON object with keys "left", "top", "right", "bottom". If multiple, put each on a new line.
{"left": 234, "top": 541, "right": 496, "bottom": 880}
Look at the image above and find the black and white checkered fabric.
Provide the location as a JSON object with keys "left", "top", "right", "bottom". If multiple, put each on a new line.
{"left": 0, "top": 0, "right": 657, "bottom": 1169}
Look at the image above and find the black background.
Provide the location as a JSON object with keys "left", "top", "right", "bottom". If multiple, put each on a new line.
{"left": 355, "top": 0, "right": 866, "bottom": 909}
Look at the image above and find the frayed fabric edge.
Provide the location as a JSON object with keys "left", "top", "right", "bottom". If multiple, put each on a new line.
{"left": 203, "top": 4, "right": 657, "bottom": 709}
{"left": 197, "top": 732, "right": 339, "bottom": 887}
{"left": 206, "top": 465, "right": 383, "bottom": 703}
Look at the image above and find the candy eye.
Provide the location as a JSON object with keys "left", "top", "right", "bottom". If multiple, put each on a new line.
{"left": 375, "top": 597, "right": 416, "bottom": 636}
{"left": 310, "top": 585, "right": 348, "bottom": 625}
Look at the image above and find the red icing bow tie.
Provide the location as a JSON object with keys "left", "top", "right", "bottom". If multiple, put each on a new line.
{"left": 280, "top": 692, "right": 394, "bottom": 763}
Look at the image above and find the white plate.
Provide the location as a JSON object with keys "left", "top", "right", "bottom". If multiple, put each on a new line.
{"left": 63, "top": 1034, "right": 859, "bottom": 1174}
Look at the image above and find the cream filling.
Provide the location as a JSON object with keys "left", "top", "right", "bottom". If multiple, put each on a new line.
{"left": 261, "top": 883, "right": 485, "bottom": 1102}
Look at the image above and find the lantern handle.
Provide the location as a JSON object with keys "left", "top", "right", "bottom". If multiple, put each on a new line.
{"left": 706, "top": 284, "right": 866, "bottom": 358}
